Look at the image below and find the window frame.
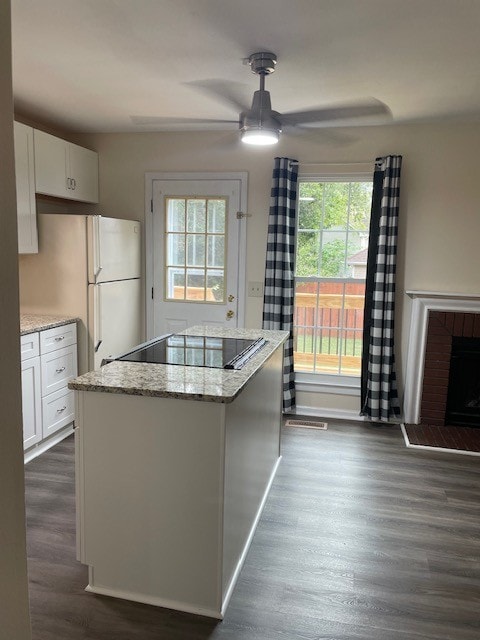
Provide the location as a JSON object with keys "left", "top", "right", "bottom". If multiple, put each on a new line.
{"left": 294, "top": 171, "right": 373, "bottom": 395}
{"left": 164, "top": 195, "right": 228, "bottom": 304}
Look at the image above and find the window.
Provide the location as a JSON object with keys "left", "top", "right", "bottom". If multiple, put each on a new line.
{"left": 165, "top": 197, "right": 227, "bottom": 302}
{"left": 294, "top": 178, "right": 373, "bottom": 380}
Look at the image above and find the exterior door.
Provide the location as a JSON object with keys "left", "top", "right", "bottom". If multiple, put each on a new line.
{"left": 149, "top": 176, "right": 246, "bottom": 337}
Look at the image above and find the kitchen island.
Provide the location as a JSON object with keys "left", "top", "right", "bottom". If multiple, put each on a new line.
{"left": 70, "top": 326, "right": 288, "bottom": 619}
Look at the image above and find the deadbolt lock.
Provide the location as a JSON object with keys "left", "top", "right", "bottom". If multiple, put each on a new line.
{"left": 228, "top": 294, "right": 235, "bottom": 302}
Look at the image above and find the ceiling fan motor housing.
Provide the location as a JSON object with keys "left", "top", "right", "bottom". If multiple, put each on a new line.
{"left": 240, "top": 89, "right": 282, "bottom": 135}
{"left": 248, "top": 52, "right": 277, "bottom": 76}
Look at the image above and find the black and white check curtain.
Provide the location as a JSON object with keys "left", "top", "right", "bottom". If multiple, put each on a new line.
{"left": 263, "top": 157, "right": 298, "bottom": 412}
{"left": 361, "top": 155, "right": 402, "bottom": 422}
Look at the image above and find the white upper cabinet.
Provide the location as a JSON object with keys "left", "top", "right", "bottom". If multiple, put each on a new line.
{"left": 68, "top": 142, "right": 99, "bottom": 202}
{"left": 34, "top": 129, "right": 99, "bottom": 203}
{"left": 14, "top": 122, "right": 38, "bottom": 254}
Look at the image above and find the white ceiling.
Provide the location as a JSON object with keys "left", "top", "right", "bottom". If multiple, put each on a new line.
{"left": 11, "top": 0, "right": 480, "bottom": 133}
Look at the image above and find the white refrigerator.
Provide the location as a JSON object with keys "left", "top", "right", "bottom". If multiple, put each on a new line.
{"left": 19, "top": 214, "right": 142, "bottom": 373}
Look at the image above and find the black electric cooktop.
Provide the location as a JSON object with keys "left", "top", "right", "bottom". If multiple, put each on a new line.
{"left": 113, "top": 334, "right": 267, "bottom": 370}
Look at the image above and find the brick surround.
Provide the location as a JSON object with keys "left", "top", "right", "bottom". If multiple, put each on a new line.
{"left": 421, "top": 311, "right": 480, "bottom": 426}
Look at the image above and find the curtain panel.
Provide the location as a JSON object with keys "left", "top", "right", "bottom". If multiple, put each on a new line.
{"left": 262, "top": 157, "right": 298, "bottom": 412}
{"left": 361, "top": 155, "right": 402, "bottom": 422}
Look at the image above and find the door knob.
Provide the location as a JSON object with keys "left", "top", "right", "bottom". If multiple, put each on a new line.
{"left": 228, "top": 294, "right": 235, "bottom": 302}
{"left": 226, "top": 310, "right": 235, "bottom": 319}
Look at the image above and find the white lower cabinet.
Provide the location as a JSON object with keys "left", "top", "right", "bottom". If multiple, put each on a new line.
{"left": 21, "top": 354, "right": 42, "bottom": 449}
{"left": 21, "top": 323, "right": 78, "bottom": 458}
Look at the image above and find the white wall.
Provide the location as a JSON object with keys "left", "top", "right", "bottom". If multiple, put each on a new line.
{"left": 70, "top": 122, "right": 480, "bottom": 415}
{"left": 0, "top": 1, "right": 32, "bottom": 637}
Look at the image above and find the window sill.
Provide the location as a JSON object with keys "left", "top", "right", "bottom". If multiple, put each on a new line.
{"left": 295, "top": 372, "right": 360, "bottom": 396}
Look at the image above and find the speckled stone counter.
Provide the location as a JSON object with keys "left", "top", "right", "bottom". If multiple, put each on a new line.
{"left": 69, "top": 326, "right": 288, "bottom": 403}
{"left": 20, "top": 313, "right": 79, "bottom": 335}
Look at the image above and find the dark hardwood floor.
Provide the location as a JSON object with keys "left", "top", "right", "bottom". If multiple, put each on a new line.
{"left": 25, "top": 421, "right": 480, "bottom": 639}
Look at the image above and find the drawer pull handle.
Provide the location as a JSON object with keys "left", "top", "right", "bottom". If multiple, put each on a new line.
{"left": 54, "top": 336, "right": 65, "bottom": 342}
{"left": 55, "top": 366, "right": 66, "bottom": 374}
{"left": 56, "top": 406, "right": 67, "bottom": 413}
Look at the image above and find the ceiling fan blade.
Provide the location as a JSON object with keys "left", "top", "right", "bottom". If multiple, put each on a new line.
{"left": 282, "top": 124, "right": 357, "bottom": 145}
{"left": 281, "top": 99, "right": 392, "bottom": 127}
{"left": 130, "top": 115, "right": 239, "bottom": 128}
{"left": 183, "top": 79, "right": 250, "bottom": 114}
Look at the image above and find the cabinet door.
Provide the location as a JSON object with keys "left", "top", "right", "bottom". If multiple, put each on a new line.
{"left": 34, "top": 129, "right": 69, "bottom": 198}
{"left": 14, "top": 122, "right": 38, "bottom": 254}
{"left": 68, "top": 142, "right": 99, "bottom": 203}
{"left": 21, "top": 356, "right": 42, "bottom": 450}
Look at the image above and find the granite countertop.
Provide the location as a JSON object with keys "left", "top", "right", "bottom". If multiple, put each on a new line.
{"left": 68, "top": 326, "right": 289, "bottom": 403}
{"left": 20, "top": 313, "right": 79, "bottom": 335}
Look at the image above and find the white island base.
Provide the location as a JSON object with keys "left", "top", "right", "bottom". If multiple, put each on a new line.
{"left": 75, "top": 346, "right": 283, "bottom": 619}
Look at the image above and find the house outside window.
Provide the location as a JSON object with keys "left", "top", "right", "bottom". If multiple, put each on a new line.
{"left": 294, "top": 176, "right": 373, "bottom": 391}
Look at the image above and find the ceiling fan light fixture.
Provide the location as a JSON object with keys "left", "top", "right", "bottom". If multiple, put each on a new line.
{"left": 241, "top": 127, "right": 279, "bottom": 146}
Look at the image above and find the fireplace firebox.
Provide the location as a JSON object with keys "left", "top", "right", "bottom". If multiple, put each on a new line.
{"left": 446, "top": 336, "right": 480, "bottom": 427}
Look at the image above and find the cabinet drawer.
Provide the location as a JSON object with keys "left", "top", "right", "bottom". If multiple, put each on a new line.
{"left": 42, "top": 387, "right": 75, "bottom": 437}
{"left": 21, "top": 332, "right": 40, "bottom": 361}
{"left": 40, "top": 323, "right": 77, "bottom": 354}
{"left": 41, "top": 345, "right": 78, "bottom": 396}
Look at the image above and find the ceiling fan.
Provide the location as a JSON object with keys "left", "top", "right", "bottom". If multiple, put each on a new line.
{"left": 132, "top": 52, "right": 391, "bottom": 145}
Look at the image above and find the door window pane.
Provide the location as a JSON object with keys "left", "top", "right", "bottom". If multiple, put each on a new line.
{"left": 167, "top": 234, "right": 185, "bottom": 266}
{"left": 186, "top": 235, "right": 206, "bottom": 267}
{"left": 166, "top": 268, "right": 185, "bottom": 299}
{"left": 207, "top": 199, "right": 226, "bottom": 233}
{"left": 187, "top": 200, "right": 206, "bottom": 233}
{"left": 207, "top": 235, "right": 224, "bottom": 268}
{"left": 186, "top": 269, "right": 205, "bottom": 300}
{"left": 207, "top": 270, "right": 224, "bottom": 302}
{"left": 167, "top": 199, "right": 185, "bottom": 232}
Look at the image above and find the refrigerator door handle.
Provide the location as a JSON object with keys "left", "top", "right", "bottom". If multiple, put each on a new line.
{"left": 93, "top": 216, "right": 103, "bottom": 283}
{"left": 94, "top": 285, "right": 102, "bottom": 353}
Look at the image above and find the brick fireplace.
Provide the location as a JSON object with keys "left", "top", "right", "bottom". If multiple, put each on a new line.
{"left": 421, "top": 311, "right": 480, "bottom": 426}
{"left": 403, "top": 292, "right": 480, "bottom": 425}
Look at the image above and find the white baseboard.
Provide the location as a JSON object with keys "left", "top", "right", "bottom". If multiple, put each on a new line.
{"left": 24, "top": 425, "right": 74, "bottom": 464}
{"left": 85, "top": 581, "right": 223, "bottom": 620}
{"left": 290, "top": 405, "right": 367, "bottom": 422}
